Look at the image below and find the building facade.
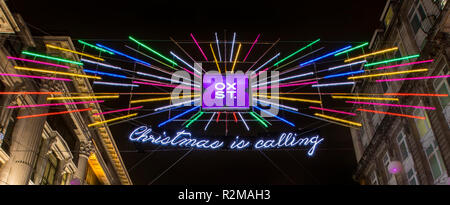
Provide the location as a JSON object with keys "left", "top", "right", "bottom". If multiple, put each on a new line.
{"left": 351, "top": 0, "right": 450, "bottom": 185}
{"left": 0, "top": 0, "right": 132, "bottom": 185}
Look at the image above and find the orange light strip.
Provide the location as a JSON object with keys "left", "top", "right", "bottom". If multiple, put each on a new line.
{"left": 383, "top": 93, "right": 449, "bottom": 97}
{"left": 357, "top": 108, "right": 425, "bottom": 120}
{"left": 0, "top": 92, "right": 62, "bottom": 95}
{"left": 17, "top": 108, "right": 92, "bottom": 119}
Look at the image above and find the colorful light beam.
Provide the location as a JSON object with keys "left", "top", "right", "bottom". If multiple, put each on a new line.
{"left": 46, "top": 44, "right": 104, "bottom": 61}
{"left": 93, "top": 81, "right": 139, "bottom": 87}
{"left": 348, "top": 68, "right": 428, "bottom": 80}
{"left": 229, "top": 32, "right": 236, "bottom": 62}
{"left": 255, "top": 95, "right": 322, "bottom": 104}
{"left": 300, "top": 45, "right": 352, "bottom": 67}
{"left": 158, "top": 106, "right": 200, "bottom": 127}
{"left": 253, "top": 106, "right": 295, "bottom": 127}
{"left": 83, "top": 69, "right": 127, "bottom": 79}
{"left": 344, "top": 47, "right": 398, "bottom": 63}
{"left": 0, "top": 73, "right": 72, "bottom": 81}
{"left": 95, "top": 44, "right": 151, "bottom": 66}
{"left": 88, "top": 113, "right": 138, "bottom": 127}
{"left": 14, "top": 66, "right": 101, "bottom": 79}
{"left": 323, "top": 70, "right": 365, "bottom": 79}
{"left": 249, "top": 112, "right": 268, "bottom": 128}
{"left": 93, "top": 106, "right": 143, "bottom": 116}
{"left": 7, "top": 100, "right": 103, "bottom": 109}
{"left": 231, "top": 43, "right": 242, "bottom": 73}
{"left": 375, "top": 75, "right": 450, "bottom": 82}
{"left": 242, "top": 34, "right": 260, "bottom": 62}
{"left": 346, "top": 101, "right": 436, "bottom": 110}
{"left": 357, "top": 108, "right": 425, "bottom": 120}
{"left": 186, "top": 111, "right": 204, "bottom": 128}
{"left": 327, "top": 60, "right": 367, "bottom": 71}
{"left": 47, "top": 95, "right": 119, "bottom": 100}
{"left": 376, "top": 59, "right": 434, "bottom": 70}
{"left": 129, "top": 36, "right": 178, "bottom": 66}
{"left": 130, "top": 95, "right": 199, "bottom": 104}
{"left": 78, "top": 40, "right": 114, "bottom": 55}
{"left": 214, "top": 32, "right": 222, "bottom": 62}
{"left": 237, "top": 112, "right": 250, "bottom": 131}
{"left": 17, "top": 108, "right": 92, "bottom": 120}
{"left": 7, "top": 56, "right": 70, "bottom": 69}
{"left": 334, "top": 42, "right": 369, "bottom": 56}
{"left": 170, "top": 51, "right": 201, "bottom": 74}
{"left": 252, "top": 53, "right": 281, "bottom": 73}
{"left": 210, "top": 43, "right": 221, "bottom": 73}
{"left": 81, "top": 58, "right": 123, "bottom": 70}
{"left": 312, "top": 82, "right": 355, "bottom": 87}
{"left": 331, "top": 96, "right": 399, "bottom": 101}
{"left": 273, "top": 38, "right": 321, "bottom": 66}
{"left": 363, "top": 54, "right": 420, "bottom": 67}
{"left": 21, "top": 51, "right": 83, "bottom": 66}
{"left": 314, "top": 113, "right": 362, "bottom": 127}
{"left": 309, "top": 106, "right": 357, "bottom": 116}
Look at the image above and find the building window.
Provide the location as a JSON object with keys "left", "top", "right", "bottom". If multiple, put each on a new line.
{"left": 433, "top": 0, "right": 448, "bottom": 9}
{"left": 40, "top": 152, "right": 59, "bottom": 185}
{"left": 0, "top": 109, "right": 19, "bottom": 155}
{"left": 413, "top": 108, "right": 432, "bottom": 138}
{"left": 383, "top": 152, "right": 393, "bottom": 181}
{"left": 407, "top": 168, "right": 419, "bottom": 185}
{"left": 396, "top": 130, "right": 419, "bottom": 185}
{"left": 433, "top": 67, "right": 450, "bottom": 127}
{"left": 424, "top": 140, "right": 446, "bottom": 182}
{"left": 370, "top": 170, "right": 379, "bottom": 185}
{"left": 397, "top": 131, "right": 410, "bottom": 161}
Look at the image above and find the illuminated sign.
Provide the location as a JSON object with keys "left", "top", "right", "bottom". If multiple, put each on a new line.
{"left": 129, "top": 126, "right": 324, "bottom": 156}
{"left": 202, "top": 73, "right": 250, "bottom": 110}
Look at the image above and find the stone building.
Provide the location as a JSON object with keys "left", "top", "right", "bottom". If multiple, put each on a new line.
{"left": 351, "top": 0, "right": 450, "bottom": 185}
{"left": 0, "top": 0, "right": 131, "bottom": 185}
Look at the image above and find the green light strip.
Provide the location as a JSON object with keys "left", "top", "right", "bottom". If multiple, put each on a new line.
{"left": 21, "top": 51, "right": 83, "bottom": 66}
{"left": 186, "top": 111, "right": 204, "bottom": 128}
{"left": 334, "top": 42, "right": 369, "bottom": 56}
{"left": 78, "top": 40, "right": 115, "bottom": 55}
{"left": 183, "top": 111, "right": 202, "bottom": 126}
{"left": 364, "top": 54, "right": 420, "bottom": 67}
{"left": 249, "top": 112, "right": 268, "bottom": 128}
{"left": 273, "top": 38, "right": 320, "bottom": 66}
{"left": 129, "top": 36, "right": 178, "bottom": 66}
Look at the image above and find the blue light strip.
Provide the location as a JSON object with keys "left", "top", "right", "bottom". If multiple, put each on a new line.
{"left": 253, "top": 106, "right": 295, "bottom": 127}
{"left": 237, "top": 112, "right": 250, "bottom": 131}
{"left": 81, "top": 58, "right": 123, "bottom": 70}
{"left": 252, "top": 53, "right": 281, "bottom": 73}
{"left": 95, "top": 44, "right": 151, "bottom": 66}
{"left": 312, "top": 82, "right": 355, "bottom": 87}
{"left": 215, "top": 32, "right": 222, "bottom": 62}
{"left": 204, "top": 112, "right": 216, "bottom": 131}
{"left": 83, "top": 69, "right": 128, "bottom": 79}
{"left": 300, "top": 45, "right": 352, "bottom": 67}
{"left": 170, "top": 51, "right": 201, "bottom": 74}
{"left": 323, "top": 70, "right": 365, "bottom": 79}
{"left": 93, "top": 81, "right": 139, "bottom": 87}
{"left": 158, "top": 106, "right": 200, "bottom": 127}
{"left": 229, "top": 32, "right": 236, "bottom": 62}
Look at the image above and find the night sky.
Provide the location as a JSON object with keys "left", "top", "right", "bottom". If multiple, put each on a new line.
{"left": 8, "top": 0, "right": 387, "bottom": 184}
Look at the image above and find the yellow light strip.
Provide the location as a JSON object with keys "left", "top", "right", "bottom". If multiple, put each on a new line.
{"left": 348, "top": 68, "right": 428, "bottom": 80}
{"left": 314, "top": 113, "right": 362, "bottom": 127}
{"left": 255, "top": 94, "right": 322, "bottom": 104}
{"left": 344, "top": 47, "right": 398, "bottom": 62}
{"left": 14, "top": 66, "right": 101, "bottom": 80}
{"left": 332, "top": 96, "right": 399, "bottom": 101}
{"left": 88, "top": 113, "right": 138, "bottom": 127}
{"left": 210, "top": 43, "right": 221, "bottom": 73}
{"left": 255, "top": 92, "right": 387, "bottom": 96}
{"left": 231, "top": 43, "right": 242, "bottom": 73}
{"left": 130, "top": 95, "right": 200, "bottom": 104}
{"left": 47, "top": 95, "right": 119, "bottom": 100}
{"left": 46, "top": 44, "right": 105, "bottom": 61}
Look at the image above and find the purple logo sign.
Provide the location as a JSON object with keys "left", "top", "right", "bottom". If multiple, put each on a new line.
{"left": 202, "top": 74, "right": 249, "bottom": 110}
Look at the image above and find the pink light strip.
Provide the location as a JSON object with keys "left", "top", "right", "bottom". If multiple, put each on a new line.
{"left": 182, "top": 67, "right": 201, "bottom": 79}
{"left": 253, "top": 81, "right": 318, "bottom": 90}
{"left": 93, "top": 106, "right": 143, "bottom": 116}
{"left": 0, "top": 73, "right": 72, "bottom": 81}
{"left": 309, "top": 106, "right": 357, "bottom": 116}
{"left": 7, "top": 56, "right": 71, "bottom": 69}
{"left": 345, "top": 101, "right": 436, "bottom": 110}
{"left": 376, "top": 59, "right": 434, "bottom": 70}
{"left": 251, "top": 67, "right": 270, "bottom": 79}
{"left": 7, "top": 100, "right": 104, "bottom": 109}
{"left": 242, "top": 34, "right": 260, "bottom": 62}
{"left": 190, "top": 33, "right": 208, "bottom": 61}
{"left": 132, "top": 80, "right": 200, "bottom": 91}
{"left": 376, "top": 75, "right": 450, "bottom": 82}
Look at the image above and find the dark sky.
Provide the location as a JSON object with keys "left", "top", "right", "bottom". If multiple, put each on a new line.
{"left": 8, "top": 0, "right": 387, "bottom": 184}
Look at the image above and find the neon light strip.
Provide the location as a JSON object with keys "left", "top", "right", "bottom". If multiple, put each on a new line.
{"left": 357, "top": 108, "right": 425, "bottom": 120}
{"left": 255, "top": 95, "right": 321, "bottom": 104}
{"left": 242, "top": 34, "right": 260, "bottom": 62}
{"left": 254, "top": 81, "right": 318, "bottom": 90}
{"left": 210, "top": 43, "right": 221, "bottom": 73}
{"left": 323, "top": 70, "right": 365, "bottom": 79}
{"left": 124, "top": 45, "right": 177, "bottom": 71}
{"left": 7, "top": 100, "right": 103, "bottom": 109}
{"left": 334, "top": 42, "right": 369, "bottom": 56}
{"left": 216, "top": 112, "right": 221, "bottom": 122}
{"left": 252, "top": 53, "right": 280, "bottom": 73}
{"left": 312, "top": 82, "right": 355, "bottom": 87}
{"left": 348, "top": 68, "right": 428, "bottom": 80}
{"left": 7, "top": 56, "right": 70, "bottom": 69}
{"left": 233, "top": 112, "right": 238, "bottom": 123}
{"left": 129, "top": 36, "right": 178, "bottom": 66}
{"left": 231, "top": 43, "right": 242, "bottom": 73}
{"left": 88, "top": 113, "right": 138, "bottom": 127}
{"left": 190, "top": 33, "right": 208, "bottom": 61}
{"left": 346, "top": 101, "right": 435, "bottom": 110}
{"left": 78, "top": 40, "right": 114, "bottom": 55}
{"left": 327, "top": 60, "right": 367, "bottom": 71}
{"left": 0, "top": 92, "right": 62, "bottom": 95}
{"left": 277, "top": 106, "right": 358, "bottom": 128}
{"left": 245, "top": 39, "right": 280, "bottom": 73}
{"left": 275, "top": 47, "right": 324, "bottom": 71}
{"left": 81, "top": 58, "right": 122, "bottom": 70}
{"left": 300, "top": 46, "right": 352, "bottom": 67}
{"left": 14, "top": 66, "right": 101, "bottom": 79}
{"left": 132, "top": 80, "right": 199, "bottom": 91}
{"left": 170, "top": 51, "right": 201, "bottom": 74}
{"left": 21, "top": 51, "right": 83, "bottom": 66}
{"left": 93, "top": 81, "right": 139, "bottom": 87}
{"left": 154, "top": 99, "right": 199, "bottom": 111}
{"left": 17, "top": 108, "right": 92, "bottom": 120}
{"left": 314, "top": 113, "right": 362, "bottom": 126}
{"left": 204, "top": 112, "right": 216, "bottom": 131}
{"left": 344, "top": 47, "right": 398, "bottom": 62}
{"left": 309, "top": 106, "right": 356, "bottom": 116}
{"left": 364, "top": 54, "right": 420, "bottom": 67}
{"left": 95, "top": 44, "right": 151, "bottom": 66}
{"left": 253, "top": 98, "right": 299, "bottom": 111}
{"left": 183, "top": 111, "right": 202, "bottom": 126}
{"left": 376, "top": 59, "right": 434, "bottom": 70}
{"left": 274, "top": 38, "right": 321, "bottom": 66}
{"left": 93, "top": 106, "right": 143, "bottom": 116}
{"left": 0, "top": 73, "right": 72, "bottom": 81}
{"left": 254, "top": 72, "right": 314, "bottom": 87}
{"left": 46, "top": 44, "right": 104, "bottom": 61}
{"left": 186, "top": 112, "right": 204, "bottom": 128}
{"left": 158, "top": 106, "right": 200, "bottom": 127}
{"left": 83, "top": 69, "right": 127, "bottom": 79}
{"left": 214, "top": 32, "right": 222, "bottom": 62}
{"left": 249, "top": 112, "right": 268, "bottom": 128}
{"left": 254, "top": 106, "right": 295, "bottom": 127}
{"left": 130, "top": 95, "right": 199, "bottom": 104}
{"left": 332, "top": 96, "right": 399, "bottom": 101}
{"left": 136, "top": 72, "right": 198, "bottom": 87}
{"left": 237, "top": 112, "right": 250, "bottom": 131}
{"left": 383, "top": 93, "right": 448, "bottom": 97}
{"left": 375, "top": 75, "right": 450, "bottom": 82}
{"left": 182, "top": 67, "right": 201, "bottom": 79}
{"left": 229, "top": 32, "right": 236, "bottom": 62}
{"left": 47, "top": 95, "right": 119, "bottom": 100}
